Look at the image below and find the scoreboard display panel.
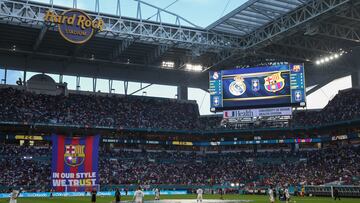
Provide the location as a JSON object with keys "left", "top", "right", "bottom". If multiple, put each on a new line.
{"left": 209, "top": 64, "right": 306, "bottom": 112}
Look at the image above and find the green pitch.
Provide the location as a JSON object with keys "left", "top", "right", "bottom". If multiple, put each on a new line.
{"left": 0, "top": 194, "right": 359, "bottom": 203}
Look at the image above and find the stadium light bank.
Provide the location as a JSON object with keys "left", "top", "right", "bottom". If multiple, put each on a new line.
{"left": 185, "top": 64, "right": 203, "bottom": 72}
{"left": 315, "top": 50, "right": 347, "bottom": 65}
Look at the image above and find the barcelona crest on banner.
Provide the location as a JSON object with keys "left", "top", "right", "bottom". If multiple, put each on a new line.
{"left": 64, "top": 144, "right": 85, "bottom": 167}
{"left": 251, "top": 79, "right": 260, "bottom": 92}
{"left": 51, "top": 135, "right": 100, "bottom": 192}
{"left": 264, "top": 72, "right": 285, "bottom": 93}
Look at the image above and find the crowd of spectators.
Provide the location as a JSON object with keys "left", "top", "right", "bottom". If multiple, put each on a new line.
{"left": 199, "top": 88, "right": 360, "bottom": 130}
{"left": 0, "top": 158, "right": 50, "bottom": 192}
{"left": 1, "top": 143, "right": 359, "bottom": 192}
{"left": 0, "top": 144, "right": 50, "bottom": 157}
{"left": 100, "top": 146, "right": 360, "bottom": 187}
{"left": 0, "top": 88, "right": 199, "bottom": 130}
{"left": 292, "top": 89, "right": 360, "bottom": 127}
{"left": 198, "top": 116, "right": 224, "bottom": 130}
{"left": 1, "top": 87, "right": 360, "bottom": 130}
{"left": 1, "top": 82, "right": 360, "bottom": 193}
{"left": 1, "top": 87, "right": 360, "bottom": 131}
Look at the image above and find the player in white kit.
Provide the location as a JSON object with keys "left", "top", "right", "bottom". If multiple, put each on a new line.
{"left": 196, "top": 188, "right": 203, "bottom": 203}
{"left": 268, "top": 188, "right": 275, "bottom": 203}
{"left": 133, "top": 186, "right": 144, "bottom": 203}
{"left": 285, "top": 188, "right": 290, "bottom": 203}
{"left": 154, "top": 188, "right": 160, "bottom": 200}
{"left": 9, "top": 188, "right": 20, "bottom": 203}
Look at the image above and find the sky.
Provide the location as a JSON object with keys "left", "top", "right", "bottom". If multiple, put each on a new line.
{"left": 32, "top": 0, "right": 248, "bottom": 28}
{"left": 0, "top": 0, "right": 354, "bottom": 114}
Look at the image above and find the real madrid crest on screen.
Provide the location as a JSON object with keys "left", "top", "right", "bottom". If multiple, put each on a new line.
{"left": 264, "top": 72, "right": 285, "bottom": 93}
{"left": 212, "top": 71, "right": 219, "bottom": 80}
{"left": 44, "top": 9, "right": 104, "bottom": 44}
{"left": 229, "top": 75, "right": 246, "bottom": 96}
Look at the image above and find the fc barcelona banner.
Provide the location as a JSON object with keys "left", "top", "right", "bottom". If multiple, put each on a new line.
{"left": 51, "top": 135, "right": 100, "bottom": 192}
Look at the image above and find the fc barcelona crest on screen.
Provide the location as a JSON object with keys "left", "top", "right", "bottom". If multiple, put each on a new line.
{"left": 229, "top": 75, "right": 246, "bottom": 96}
{"left": 292, "top": 65, "right": 301, "bottom": 72}
{"left": 64, "top": 144, "right": 85, "bottom": 167}
{"left": 264, "top": 72, "right": 285, "bottom": 93}
{"left": 251, "top": 79, "right": 260, "bottom": 92}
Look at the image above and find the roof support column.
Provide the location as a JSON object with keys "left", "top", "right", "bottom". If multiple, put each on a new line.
{"left": 124, "top": 81, "right": 128, "bottom": 95}
{"left": 93, "top": 78, "right": 97, "bottom": 92}
{"left": 177, "top": 86, "right": 188, "bottom": 100}
{"left": 76, "top": 76, "right": 80, "bottom": 91}
{"left": 59, "top": 74, "right": 63, "bottom": 84}
{"left": 109, "top": 79, "right": 114, "bottom": 93}
{"left": 351, "top": 71, "right": 360, "bottom": 88}
{"left": 23, "top": 70, "right": 27, "bottom": 86}
{"left": 3, "top": 68, "right": 7, "bottom": 84}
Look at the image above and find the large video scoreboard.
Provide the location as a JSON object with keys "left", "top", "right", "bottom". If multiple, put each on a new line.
{"left": 209, "top": 64, "right": 306, "bottom": 112}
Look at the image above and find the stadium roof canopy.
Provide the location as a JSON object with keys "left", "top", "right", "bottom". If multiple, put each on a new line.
{"left": 206, "top": 0, "right": 308, "bottom": 36}
{"left": 0, "top": 0, "right": 360, "bottom": 92}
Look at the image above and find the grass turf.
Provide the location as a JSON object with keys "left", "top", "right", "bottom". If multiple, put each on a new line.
{"left": 0, "top": 194, "right": 358, "bottom": 203}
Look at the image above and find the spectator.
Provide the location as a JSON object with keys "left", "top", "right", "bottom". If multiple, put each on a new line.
{"left": 1, "top": 143, "right": 359, "bottom": 192}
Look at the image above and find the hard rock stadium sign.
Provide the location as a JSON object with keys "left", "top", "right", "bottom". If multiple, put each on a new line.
{"left": 44, "top": 9, "right": 104, "bottom": 44}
